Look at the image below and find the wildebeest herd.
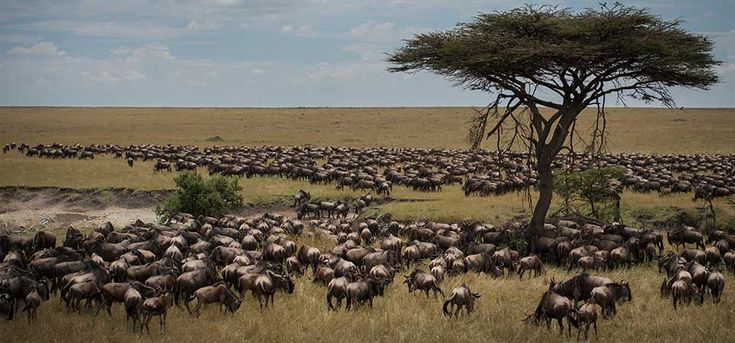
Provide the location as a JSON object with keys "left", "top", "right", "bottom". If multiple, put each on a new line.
{"left": 4, "top": 142, "right": 735, "bottom": 200}
{"left": 0, "top": 194, "right": 731, "bottom": 339}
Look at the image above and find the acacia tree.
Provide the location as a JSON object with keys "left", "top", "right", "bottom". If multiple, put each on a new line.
{"left": 388, "top": 4, "right": 718, "bottom": 238}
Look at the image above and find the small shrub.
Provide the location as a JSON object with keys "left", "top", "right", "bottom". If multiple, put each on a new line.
{"left": 554, "top": 167, "right": 624, "bottom": 222}
{"left": 155, "top": 172, "right": 242, "bottom": 222}
{"left": 506, "top": 238, "right": 528, "bottom": 257}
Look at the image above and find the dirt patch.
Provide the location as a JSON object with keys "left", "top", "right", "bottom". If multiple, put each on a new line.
{"left": 0, "top": 187, "right": 172, "bottom": 233}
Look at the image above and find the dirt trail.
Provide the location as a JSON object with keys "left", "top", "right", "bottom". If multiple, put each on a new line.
{"left": 0, "top": 187, "right": 172, "bottom": 233}
{"left": 0, "top": 187, "right": 302, "bottom": 234}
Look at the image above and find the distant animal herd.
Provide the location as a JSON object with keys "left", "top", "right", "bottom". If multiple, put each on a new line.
{"left": 1, "top": 196, "right": 732, "bottom": 339}
{"left": 4, "top": 142, "right": 735, "bottom": 201}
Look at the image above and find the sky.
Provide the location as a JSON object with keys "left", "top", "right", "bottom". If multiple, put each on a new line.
{"left": 0, "top": 0, "right": 733, "bottom": 107}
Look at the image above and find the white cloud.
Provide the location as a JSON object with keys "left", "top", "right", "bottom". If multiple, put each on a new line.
{"left": 7, "top": 41, "right": 65, "bottom": 56}
{"left": 14, "top": 20, "right": 184, "bottom": 40}
{"left": 280, "top": 24, "right": 293, "bottom": 33}
{"left": 186, "top": 19, "right": 222, "bottom": 31}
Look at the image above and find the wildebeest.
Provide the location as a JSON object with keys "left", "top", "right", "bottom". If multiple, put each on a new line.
{"left": 589, "top": 282, "right": 632, "bottom": 318}
{"left": 671, "top": 280, "right": 701, "bottom": 310}
{"left": 518, "top": 255, "right": 544, "bottom": 279}
{"left": 141, "top": 292, "right": 174, "bottom": 333}
{"left": 345, "top": 277, "right": 384, "bottom": 310}
{"left": 667, "top": 228, "right": 705, "bottom": 250}
{"left": 188, "top": 282, "right": 242, "bottom": 318}
{"left": 442, "top": 283, "right": 480, "bottom": 317}
{"left": 175, "top": 267, "right": 220, "bottom": 306}
{"left": 549, "top": 273, "right": 613, "bottom": 306}
{"left": 326, "top": 276, "right": 350, "bottom": 311}
{"left": 524, "top": 288, "right": 578, "bottom": 336}
{"left": 404, "top": 269, "right": 443, "bottom": 298}
{"left": 32, "top": 230, "right": 56, "bottom": 251}
{"left": 21, "top": 289, "right": 41, "bottom": 324}
{"left": 703, "top": 270, "right": 725, "bottom": 304}
{"left": 576, "top": 299, "right": 600, "bottom": 340}
{"left": 253, "top": 271, "right": 294, "bottom": 311}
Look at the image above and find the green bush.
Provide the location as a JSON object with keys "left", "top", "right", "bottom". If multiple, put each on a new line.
{"left": 554, "top": 167, "right": 624, "bottom": 222}
{"left": 155, "top": 172, "right": 243, "bottom": 222}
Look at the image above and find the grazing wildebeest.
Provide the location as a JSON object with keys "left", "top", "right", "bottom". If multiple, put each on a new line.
{"left": 589, "top": 282, "right": 632, "bottom": 318}
{"left": 524, "top": 289, "right": 579, "bottom": 336}
{"left": 66, "top": 281, "right": 103, "bottom": 313}
{"left": 442, "top": 283, "right": 480, "bottom": 317}
{"left": 32, "top": 230, "right": 56, "bottom": 251}
{"left": 404, "top": 269, "right": 444, "bottom": 298}
{"left": 312, "top": 265, "right": 335, "bottom": 285}
{"left": 293, "top": 189, "right": 311, "bottom": 207}
{"left": 253, "top": 271, "right": 294, "bottom": 311}
{"left": 345, "top": 277, "right": 384, "bottom": 310}
{"left": 297, "top": 244, "right": 322, "bottom": 273}
{"left": 577, "top": 299, "right": 600, "bottom": 340}
{"left": 549, "top": 273, "right": 613, "bottom": 306}
{"left": 153, "top": 160, "right": 172, "bottom": 172}
{"left": 189, "top": 282, "right": 242, "bottom": 318}
{"left": 175, "top": 267, "right": 220, "bottom": 306}
{"left": 671, "top": 280, "right": 701, "bottom": 310}
{"left": 21, "top": 289, "right": 41, "bottom": 324}
{"left": 518, "top": 255, "right": 544, "bottom": 279}
{"left": 464, "top": 252, "right": 502, "bottom": 277}
{"left": 141, "top": 292, "right": 174, "bottom": 333}
{"left": 667, "top": 228, "right": 705, "bottom": 250}
{"left": 326, "top": 276, "right": 351, "bottom": 311}
{"left": 124, "top": 286, "right": 144, "bottom": 330}
{"left": 101, "top": 281, "right": 157, "bottom": 317}
{"left": 704, "top": 271, "right": 725, "bottom": 304}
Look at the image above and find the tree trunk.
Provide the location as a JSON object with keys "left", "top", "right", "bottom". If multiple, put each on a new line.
{"left": 527, "top": 155, "right": 554, "bottom": 241}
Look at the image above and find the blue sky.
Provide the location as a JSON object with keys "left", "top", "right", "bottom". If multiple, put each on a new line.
{"left": 0, "top": 0, "right": 733, "bottom": 107}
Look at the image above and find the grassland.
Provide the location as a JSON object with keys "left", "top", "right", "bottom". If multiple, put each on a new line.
{"left": 3, "top": 261, "right": 733, "bottom": 343}
{"left": 1, "top": 107, "right": 735, "bottom": 342}
{"left": 0, "top": 106, "right": 734, "bottom": 153}
{"left": 1, "top": 106, "right": 734, "bottom": 223}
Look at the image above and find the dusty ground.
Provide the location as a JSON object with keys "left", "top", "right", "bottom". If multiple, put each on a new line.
{"left": 0, "top": 187, "right": 305, "bottom": 234}
{"left": 0, "top": 187, "right": 170, "bottom": 233}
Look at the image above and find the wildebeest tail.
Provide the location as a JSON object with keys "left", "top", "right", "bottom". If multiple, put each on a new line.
{"left": 442, "top": 294, "right": 456, "bottom": 316}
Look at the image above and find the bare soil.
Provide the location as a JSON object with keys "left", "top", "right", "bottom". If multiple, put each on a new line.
{"left": 0, "top": 187, "right": 172, "bottom": 233}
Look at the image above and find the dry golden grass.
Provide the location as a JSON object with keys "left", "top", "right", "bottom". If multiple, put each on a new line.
{"left": 2, "top": 107, "right": 735, "bottom": 342}
{"left": 0, "top": 106, "right": 734, "bottom": 153}
{"left": 3, "top": 261, "right": 734, "bottom": 343}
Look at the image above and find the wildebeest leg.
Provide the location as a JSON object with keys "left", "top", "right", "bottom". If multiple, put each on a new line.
{"left": 105, "top": 299, "right": 113, "bottom": 317}
{"left": 424, "top": 289, "right": 429, "bottom": 297}
{"left": 142, "top": 313, "right": 151, "bottom": 334}
{"left": 557, "top": 319, "right": 564, "bottom": 335}
{"left": 577, "top": 324, "right": 582, "bottom": 341}
{"left": 454, "top": 305, "right": 460, "bottom": 317}
{"left": 672, "top": 295, "right": 678, "bottom": 310}
{"left": 193, "top": 299, "right": 202, "bottom": 318}
{"left": 519, "top": 269, "right": 524, "bottom": 280}
{"left": 611, "top": 303, "right": 617, "bottom": 317}
{"left": 369, "top": 298, "right": 373, "bottom": 308}
{"left": 184, "top": 296, "right": 193, "bottom": 315}
{"left": 593, "top": 320, "right": 597, "bottom": 336}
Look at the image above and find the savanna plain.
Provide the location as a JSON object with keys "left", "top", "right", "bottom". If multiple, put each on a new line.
{"left": 1, "top": 106, "right": 734, "bottom": 342}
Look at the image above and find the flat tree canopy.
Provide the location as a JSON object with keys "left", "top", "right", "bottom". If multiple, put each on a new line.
{"left": 388, "top": 4, "right": 719, "bottom": 238}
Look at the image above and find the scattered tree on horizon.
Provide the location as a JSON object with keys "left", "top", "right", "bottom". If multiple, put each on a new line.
{"left": 388, "top": 3, "right": 719, "bottom": 239}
